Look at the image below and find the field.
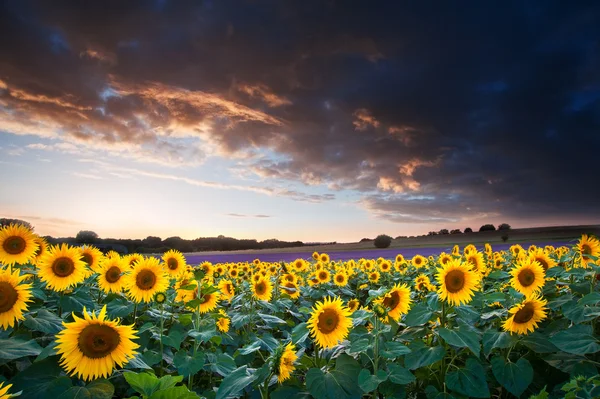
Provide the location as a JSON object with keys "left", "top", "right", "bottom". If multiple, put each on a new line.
{"left": 1, "top": 224, "right": 600, "bottom": 399}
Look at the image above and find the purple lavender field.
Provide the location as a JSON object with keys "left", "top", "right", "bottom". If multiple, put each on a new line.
{"left": 184, "top": 240, "right": 572, "bottom": 264}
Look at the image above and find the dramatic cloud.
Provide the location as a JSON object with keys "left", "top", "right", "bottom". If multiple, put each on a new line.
{"left": 1, "top": 0, "right": 599, "bottom": 229}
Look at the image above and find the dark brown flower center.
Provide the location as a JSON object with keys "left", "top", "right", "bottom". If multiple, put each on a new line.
{"left": 383, "top": 291, "right": 400, "bottom": 310}
{"left": 81, "top": 253, "right": 93, "bottom": 267}
{"left": 0, "top": 281, "right": 18, "bottom": 313}
{"left": 513, "top": 303, "right": 535, "bottom": 324}
{"left": 105, "top": 266, "right": 121, "bottom": 283}
{"left": 445, "top": 270, "right": 465, "bottom": 293}
{"left": 282, "top": 282, "right": 297, "bottom": 293}
{"left": 255, "top": 281, "right": 266, "bottom": 295}
{"left": 52, "top": 257, "right": 75, "bottom": 277}
{"left": 167, "top": 259, "right": 178, "bottom": 270}
{"left": 518, "top": 269, "right": 535, "bottom": 287}
{"left": 348, "top": 300, "right": 359, "bottom": 311}
{"left": 581, "top": 244, "right": 592, "bottom": 258}
{"left": 336, "top": 275, "right": 345, "bottom": 283}
{"left": 3, "top": 236, "right": 26, "bottom": 255}
{"left": 136, "top": 269, "right": 157, "bottom": 290}
{"left": 535, "top": 257, "right": 549, "bottom": 271}
{"left": 318, "top": 271, "right": 328, "bottom": 280}
{"left": 78, "top": 324, "right": 120, "bottom": 358}
{"left": 317, "top": 308, "right": 339, "bottom": 334}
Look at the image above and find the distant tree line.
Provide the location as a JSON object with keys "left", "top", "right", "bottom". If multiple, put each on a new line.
{"left": 425, "top": 223, "right": 511, "bottom": 236}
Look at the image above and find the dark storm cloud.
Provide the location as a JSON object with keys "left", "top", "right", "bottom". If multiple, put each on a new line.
{"left": 1, "top": 1, "right": 599, "bottom": 224}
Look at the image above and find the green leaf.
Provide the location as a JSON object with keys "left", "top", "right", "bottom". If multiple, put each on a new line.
{"left": 528, "top": 386, "right": 549, "bottom": 399}
{"left": 23, "top": 309, "right": 64, "bottom": 334}
{"left": 358, "top": 369, "right": 388, "bottom": 393}
{"left": 258, "top": 313, "right": 286, "bottom": 325}
{"left": 487, "top": 271, "right": 509, "bottom": 280}
{"left": 207, "top": 353, "right": 237, "bottom": 377}
{"left": 521, "top": 332, "right": 559, "bottom": 353}
{"left": 161, "top": 323, "right": 187, "bottom": 349}
{"left": 149, "top": 386, "right": 199, "bottom": 399}
{"left": 238, "top": 341, "right": 262, "bottom": 355}
{"left": 439, "top": 327, "right": 481, "bottom": 357}
{"left": 404, "top": 303, "right": 434, "bottom": 326}
{"left": 482, "top": 331, "right": 514, "bottom": 357}
{"left": 305, "top": 354, "right": 362, "bottom": 399}
{"left": 9, "top": 357, "right": 73, "bottom": 399}
{"left": 578, "top": 292, "right": 600, "bottom": 306}
{"left": 404, "top": 346, "right": 445, "bottom": 370}
{"left": 124, "top": 353, "right": 153, "bottom": 370}
{"left": 348, "top": 338, "right": 371, "bottom": 354}
{"left": 271, "top": 386, "right": 307, "bottom": 399}
{"left": 0, "top": 337, "right": 42, "bottom": 362}
{"left": 551, "top": 325, "right": 600, "bottom": 354}
{"left": 189, "top": 321, "right": 217, "bottom": 343}
{"left": 124, "top": 372, "right": 160, "bottom": 397}
{"left": 292, "top": 322, "right": 310, "bottom": 345}
{"left": 59, "top": 290, "right": 95, "bottom": 315}
{"left": 35, "top": 342, "right": 57, "bottom": 362}
{"left": 455, "top": 305, "right": 480, "bottom": 324}
{"left": 425, "top": 385, "right": 457, "bottom": 399}
{"left": 106, "top": 297, "right": 135, "bottom": 319}
{"left": 62, "top": 379, "right": 115, "bottom": 399}
{"left": 173, "top": 350, "right": 205, "bottom": 377}
{"left": 215, "top": 366, "right": 258, "bottom": 399}
{"left": 445, "top": 358, "right": 490, "bottom": 398}
{"left": 381, "top": 341, "right": 411, "bottom": 358}
{"left": 491, "top": 356, "right": 533, "bottom": 397}
{"left": 387, "top": 363, "right": 416, "bottom": 385}
{"left": 562, "top": 300, "right": 595, "bottom": 324}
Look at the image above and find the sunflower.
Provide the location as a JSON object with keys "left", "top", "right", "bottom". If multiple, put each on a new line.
{"left": 528, "top": 249, "right": 556, "bottom": 272}
{"left": 438, "top": 253, "right": 453, "bottom": 266}
{"left": 411, "top": 255, "right": 427, "bottom": 269}
{"left": 218, "top": 279, "right": 235, "bottom": 301}
{"left": 510, "top": 259, "right": 545, "bottom": 297}
{"left": 277, "top": 343, "right": 298, "bottom": 383}
{"left": 510, "top": 245, "right": 524, "bottom": 257}
{"left": 0, "top": 267, "right": 33, "bottom": 329}
{"left": 484, "top": 243, "right": 493, "bottom": 255}
{"left": 0, "top": 224, "right": 39, "bottom": 266}
{"left": 319, "top": 253, "right": 330, "bottom": 263}
{"left": 124, "top": 253, "right": 144, "bottom": 269}
{"left": 79, "top": 246, "right": 103, "bottom": 273}
{"left": 347, "top": 298, "right": 360, "bottom": 313}
{"left": 576, "top": 234, "right": 600, "bottom": 268}
{"left": 216, "top": 309, "right": 230, "bottom": 333}
{"left": 414, "top": 274, "right": 432, "bottom": 291}
{"left": 452, "top": 245, "right": 460, "bottom": 256}
{"left": 368, "top": 271, "right": 380, "bottom": 283}
{"left": 375, "top": 283, "right": 411, "bottom": 321}
{"left": 436, "top": 259, "right": 480, "bottom": 306}
{"left": 280, "top": 281, "right": 301, "bottom": 299}
{"left": 37, "top": 244, "right": 88, "bottom": 292}
{"left": 379, "top": 260, "right": 392, "bottom": 273}
{"left": 252, "top": 277, "right": 273, "bottom": 301}
{"left": 124, "top": 257, "right": 169, "bottom": 303}
{"left": 31, "top": 236, "right": 49, "bottom": 265}
{"left": 97, "top": 257, "right": 127, "bottom": 294}
{"left": 175, "top": 274, "right": 197, "bottom": 303}
{"left": 316, "top": 269, "right": 331, "bottom": 284}
{"left": 503, "top": 295, "right": 548, "bottom": 335}
{"left": 308, "top": 296, "right": 352, "bottom": 349}
{"left": 0, "top": 382, "right": 14, "bottom": 399}
{"left": 312, "top": 252, "right": 319, "bottom": 261}
{"left": 199, "top": 262, "right": 214, "bottom": 277}
{"left": 333, "top": 271, "right": 348, "bottom": 287}
{"left": 465, "top": 252, "right": 486, "bottom": 274}
{"left": 162, "top": 249, "right": 186, "bottom": 277}
{"left": 292, "top": 258, "right": 307, "bottom": 273}
{"left": 190, "top": 286, "right": 220, "bottom": 313}
{"left": 55, "top": 305, "right": 139, "bottom": 381}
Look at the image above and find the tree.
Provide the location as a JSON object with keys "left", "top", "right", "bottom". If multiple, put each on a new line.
{"left": 479, "top": 224, "right": 496, "bottom": 232}
{"left": 498, "top": 223, "right": 511, "bottom": 231}
{"left": 374, "top": 234, "right": 392, "bottom": 249}
{"left": 450, "top": 229, "right": 462, "bottom": 234}
{"left": 143, "top": 236, "right": 163, "bottom": 247}
{"left": 76, "top": 230, "right": 98, "bottom": 243}
{"left": 439, "top": 229, "right": 449, "bottom": 235}
{"left": 464, "top": 227, "right": 473, "bottom": 233}
{"left": 0, "top": 218, "right": 34, "bottom": 231}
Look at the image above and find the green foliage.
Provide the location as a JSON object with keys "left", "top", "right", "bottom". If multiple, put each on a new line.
{"left": 374, "top": 234, "right": 393, "bottom": 248}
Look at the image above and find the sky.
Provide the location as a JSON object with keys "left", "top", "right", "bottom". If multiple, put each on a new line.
{"left": 1, "top": 1, "right": 599, "bottom": 242}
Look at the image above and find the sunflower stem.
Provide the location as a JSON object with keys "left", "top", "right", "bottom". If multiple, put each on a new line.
{"left": 372, "top": 317, "right": 380, "bottom": 399}
{"left": 440, "top": 301, "right": 447, "bottom": 393}
{"left": 133, "top": 303, "right": 138, "bottom": 325}
{"left": 159, "top": 303, "right": 165, "bottom": 376}
{"left": 314, "top": 345, "right": 321, "bottom": 367}
{"left": 261, "top": 373, "right": 273, "bottom": 399}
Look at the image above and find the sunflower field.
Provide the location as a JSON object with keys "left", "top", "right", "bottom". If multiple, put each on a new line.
{"left": 1, "top": 223, "right": 600, "bottom": 399}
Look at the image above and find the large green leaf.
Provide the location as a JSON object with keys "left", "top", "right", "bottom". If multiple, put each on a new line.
{"left": 445, "top": 357, "right": 490, "bottom": 398}
{"left": 404, "top": 345, "right": 445, "bottom": 370}
{"left": 439, "top": 327, "right": 481, "bottom": 357}
{"left": 23, "top": 309, "right": 64, "bottom": 334}
{"left": 207, "top": 352, "right": 237, "bottom": 377}
{"left": 59, "top": 290, "right": 96, "bottom": 315}
{"left": 550, "top": 325, "right": 600, "bottom": 354}
{"left": 173, "top": 349, "right": 205, "bottom": 377}
{"left": 0, "top": 337, "right": 42, "bottom": 362}
{"left": 358, "top": 369, "right": 388, "bottom": 393}
{"left": 348, "top": 338, "right": 371, "bottom": 354}
{"left": 149, "top": 385, "right": 200, "bottom": 399}
{"left": 106, "top": 297, "right": 135, "bottom": 319}
{"left": 380, "top": 341, "right": 411, "bottom": 358}
{"left": 124, "top": 372, "right": 183, "bottom": 397}
{"left": 482, "top": 331, "right": 514, "bottom": 357}
{"left": 188, "top": 321, "right": 217, "bottom": 343}
{"left": 62, "top": 379, "right": 115, "bottom": 399}
{"left": 124, "top": 353, "right": 153, "bottom": 370}
{"left": 491, "top": 356, "right": 533, "bottom": 397}
{"left": 258, "top": 313, "right": 286, "bottom": 326}
{"left": 387, "top": 363, "right": 416, "bottom": 385}
{"left": 305, "top": 354, "right": 362, "bottom": 399}
{"left": 161, "top": 323, "right": 187, "bottom": 349}
{"left": 271, "top": 386, "right": 309, "bottom": 399}
{"left": 215, "top": 366, "right": 258, "bottom": 399}
{"left": 292, "top": 322, "right": 310, "bottom": 345}
{"left": 9, "top": 357, "right": 73, "bottom": 399}
{"left": 238, "top": 341, "right": 262, "bottom": 355}
{"left": 521, "top": 332, "right": 558, "bottom": 353}
{"left": 455, "top": 305, "right": 480, "bottom": 324}
{"left": 404, "top": 304, "right": 434, "bottom": 326}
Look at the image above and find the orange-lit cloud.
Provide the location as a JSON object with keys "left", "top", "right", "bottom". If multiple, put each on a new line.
{"left": 353, "top": 108, "right": 380, "bottom": 130}
{"left": 236, "top": 83, "right": 292, "bottom": 107}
